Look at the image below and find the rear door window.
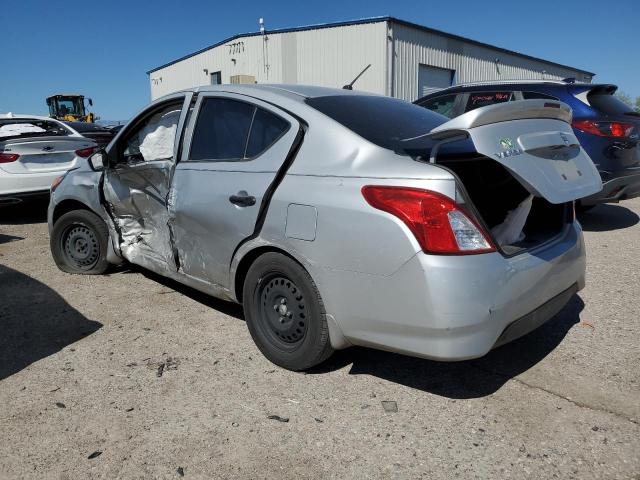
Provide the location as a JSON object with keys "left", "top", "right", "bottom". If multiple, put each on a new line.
{"left": 418, "top": 94, "right": 458, "bottom": 118}
{"left": 245, "top": 108, "right": 290, "bottom": 158}
{"left": 189, "top": 98, "right": 289, "bottom": 161}
{"left": 465, "top": 91, "right": 514, "bottom": 112}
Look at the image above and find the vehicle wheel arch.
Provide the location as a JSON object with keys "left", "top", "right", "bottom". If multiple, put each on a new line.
{"left": 233, "top": 245, "right": 305, "bottom": 304}
{"left": 52, "top": 199, "right": 96, "bottom": 225}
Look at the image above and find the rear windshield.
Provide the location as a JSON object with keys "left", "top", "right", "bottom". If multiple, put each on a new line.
{"left": 305, "top": 95, "right": 446, "bottom": 152}
{"left": 465, "top": 92, "right": 513, "bottom": 112}
{"left": 0, "top": 119, "right": 70, "bottom": 140}
{"left": 587, "top": 93, "right": 638, "bottom": 116}
{"left": 65, "top": 122, "right": 110, "bottom": 133}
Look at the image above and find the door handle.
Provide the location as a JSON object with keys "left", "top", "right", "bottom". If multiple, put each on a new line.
{"left": 229, "top": 191, "right": 256, "bottom": 207}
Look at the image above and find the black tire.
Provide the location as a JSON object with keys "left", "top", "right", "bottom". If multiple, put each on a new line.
{"left": 242, "top": 252, "right": 334, "bottom": 371}
{"left": 51, "top": 209, "right": 110, "bottom": 274}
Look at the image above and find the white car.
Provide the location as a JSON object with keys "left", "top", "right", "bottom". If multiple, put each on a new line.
{"left": 0, "top": 114, "right": 97, "bottom": 205}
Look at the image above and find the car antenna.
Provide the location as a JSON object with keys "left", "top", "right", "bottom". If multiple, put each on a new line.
{"left": 342, "top": 64, "right": 371, "bottom": 90}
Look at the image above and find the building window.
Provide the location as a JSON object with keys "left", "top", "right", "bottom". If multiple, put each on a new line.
{"left": 210, "top": 71, "right": 222, "bottom": 85}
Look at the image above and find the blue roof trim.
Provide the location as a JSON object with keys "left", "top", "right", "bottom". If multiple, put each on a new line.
{"left": 146, "top": 16, "right": 594, "bottom": 77}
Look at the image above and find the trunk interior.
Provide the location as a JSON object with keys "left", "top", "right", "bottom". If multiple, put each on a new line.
{"left": 439, "top": 157, "right": 569, "bottom": 254}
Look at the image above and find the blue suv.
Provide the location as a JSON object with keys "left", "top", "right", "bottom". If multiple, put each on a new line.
{"left": 415, "top": 80, "right": 640, "bottom": 208}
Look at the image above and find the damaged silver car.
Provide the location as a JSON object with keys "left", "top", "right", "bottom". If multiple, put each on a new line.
{"left": 48, "top": 85, "right": 601, "bottom": 370}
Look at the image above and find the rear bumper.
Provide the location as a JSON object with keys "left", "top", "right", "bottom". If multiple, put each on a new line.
{"left": 493, "top": 282, "right": 578, "bottom": 348}
{"left": 318, "top": 223, "right": 585, "bottom": 361}
{"left": 0, "top": 170, "right": 63, "bottom": 200}
{"left": 580, "top": 171, "right": 640, "bottom": 205}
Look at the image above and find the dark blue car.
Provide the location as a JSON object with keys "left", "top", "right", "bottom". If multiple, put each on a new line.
{"left": 415, "top": 80, "right": 640, "bottom": 208}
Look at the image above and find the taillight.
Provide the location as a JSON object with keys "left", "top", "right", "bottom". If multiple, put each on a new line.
{"left": 572, "top": 120, "right": 634, "bottom": 138}
{"left": 361, "top": 186, "right": 495, "bottom": 255}
{"left": 75, "top": 146, "right": 97, "bottom": 158}
{"left": 0, "top": 153, "right": 20, "bottom": 163}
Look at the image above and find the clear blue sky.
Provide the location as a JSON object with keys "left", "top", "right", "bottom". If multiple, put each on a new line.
{"left": 1, "top": 0, "right": 637, "bottom": 121}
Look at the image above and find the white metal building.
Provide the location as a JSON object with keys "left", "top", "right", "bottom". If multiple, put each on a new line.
{"left": 147, "top": 17, "right": 594, "bottom": 101}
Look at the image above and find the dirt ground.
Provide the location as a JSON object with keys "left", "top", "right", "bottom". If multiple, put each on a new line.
{"left": 0, "top": 197, "right": 638, "bottom": 479}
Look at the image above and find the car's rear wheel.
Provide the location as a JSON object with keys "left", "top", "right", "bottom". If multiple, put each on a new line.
{"left": 51, "top": 209, "right": 110, "bottom": 274}
{"left": 242, "top": 252, "right": 334, "bottom": 371}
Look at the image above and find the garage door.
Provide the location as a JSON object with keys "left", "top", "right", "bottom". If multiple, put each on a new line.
{"left": 418, "top": 65, "right": 455, "bottom": 98}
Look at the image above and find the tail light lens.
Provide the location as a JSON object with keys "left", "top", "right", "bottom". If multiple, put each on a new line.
{"left": 361, "top": 186, "right": 495, "bottom": 255}
{"left": 572, "top": 120, "right": 634, "bottom": 138}
{"left": 0, "top": 153, "right": 20, "bottom": 163}
{"left": 75, "top": 146, "right": 97, "bottom": 158}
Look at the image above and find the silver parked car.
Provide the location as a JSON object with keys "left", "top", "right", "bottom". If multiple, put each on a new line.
{"left": 48, "top": 85, "right": 601, "bottom": 370}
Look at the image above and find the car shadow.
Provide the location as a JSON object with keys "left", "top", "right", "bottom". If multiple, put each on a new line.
{"left": 0, "top": 265, "right": 102, "bottom": 381}
{"left": 308, "top": 295, "right": 584, "bottom": 399}
{"left": 0, "top": 233, "right": 24, "bottom": 244}
{"left": 579, "top": 203, "right": 639, "bottom": 232}
{"left": 122, "top": 265, "right": 245, "bottom": 321}
{"left": 0, "top": 198, "right": 49, "bottom": 225}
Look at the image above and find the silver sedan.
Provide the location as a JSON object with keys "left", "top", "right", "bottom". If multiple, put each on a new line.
{"left": 48, "top": 85, "right": 601, "bottom": 370}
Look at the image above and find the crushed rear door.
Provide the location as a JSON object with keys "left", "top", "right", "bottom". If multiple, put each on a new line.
{"left": 428, "top": 99, "right": 603, "bottom": 204}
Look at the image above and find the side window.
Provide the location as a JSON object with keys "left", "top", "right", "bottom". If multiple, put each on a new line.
{"left": 521, "top": 91, "right": 559, "bottom": 100}
{"left": 189, "top": 98, "right": 289, "bottom": 161}
{"left": 465, "top": 91, "right": 513, "bottom": 112}
{"left": 246, "top": 108, "right": 290, "bottom": 157}
{"left": 122, "top": 102, "right": 182, "bottom": 163}
{"left": 419, "top": 94, "right": 457, "bottom": 118}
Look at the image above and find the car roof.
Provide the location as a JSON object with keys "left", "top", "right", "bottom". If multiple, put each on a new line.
{"left": 168, "top": 84, "right": 378, "bottom": 103}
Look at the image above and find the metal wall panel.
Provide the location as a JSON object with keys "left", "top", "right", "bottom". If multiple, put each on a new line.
{"left": 150, "top": 34, "right": 285, "bottom": 100}
{"left": 150, "top": 22, "right": 387, "bottom": 100}
{"left": 149, "top": 20, "right": 592, "bottom": 103}
{"left": 290, "top": 22, "right": 387, "bottom": 94}
{"left": 391, "top": 23, "right": 592, "bottom": 102}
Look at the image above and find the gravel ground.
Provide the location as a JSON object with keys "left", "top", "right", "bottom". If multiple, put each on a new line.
{"left": 0, "top": 198, "right": 638, "bottom": 480}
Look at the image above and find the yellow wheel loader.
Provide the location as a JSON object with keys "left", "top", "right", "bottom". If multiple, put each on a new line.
{"left": 46, "top": 94, "right": 96, "bottom": 123}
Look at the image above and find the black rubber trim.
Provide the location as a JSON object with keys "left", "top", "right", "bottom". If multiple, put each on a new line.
{"left": 493, "top": 282, "right": 578, "bottom": 348}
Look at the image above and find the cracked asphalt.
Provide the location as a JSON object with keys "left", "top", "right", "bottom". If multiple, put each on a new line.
{"left": 0, "top": 198, "right": 638, "bottom": 479}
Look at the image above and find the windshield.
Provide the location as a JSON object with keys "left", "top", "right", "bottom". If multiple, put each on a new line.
{"left": 306, "top": 95, "right": 447, "bottom": 152}
{"left": 54, "top": 97, "right": 84, "bottom": 116}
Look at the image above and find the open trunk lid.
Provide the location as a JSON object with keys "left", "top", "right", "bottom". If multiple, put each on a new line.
{"left": 426, "top": 99, "right": 603, "bottom": 204}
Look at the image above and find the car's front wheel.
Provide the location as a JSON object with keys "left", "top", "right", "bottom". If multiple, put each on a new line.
{"left": 51, "top": 209, "right": 110, "bottom": 274}
{"left": 242, "top": 252, "right": 334, "bottom": 371}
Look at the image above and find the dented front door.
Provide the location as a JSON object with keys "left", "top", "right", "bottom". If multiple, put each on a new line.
{"left": 102, "top": 93, "right": 192, "bottom": 272}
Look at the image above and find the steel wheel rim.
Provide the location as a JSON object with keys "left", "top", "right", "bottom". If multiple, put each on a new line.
{"left": 255, "top": 274, "right": 308, "bottom": 349}
{"left": 62, "top": 223, "right": 100, "bottom": 269}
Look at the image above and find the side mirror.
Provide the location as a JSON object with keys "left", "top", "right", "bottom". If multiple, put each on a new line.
{"left": 88, "top": 150, "right": 107, "bottom": 171}
{"left": 88, "top": 98, "right": 93, "bottom": 107}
